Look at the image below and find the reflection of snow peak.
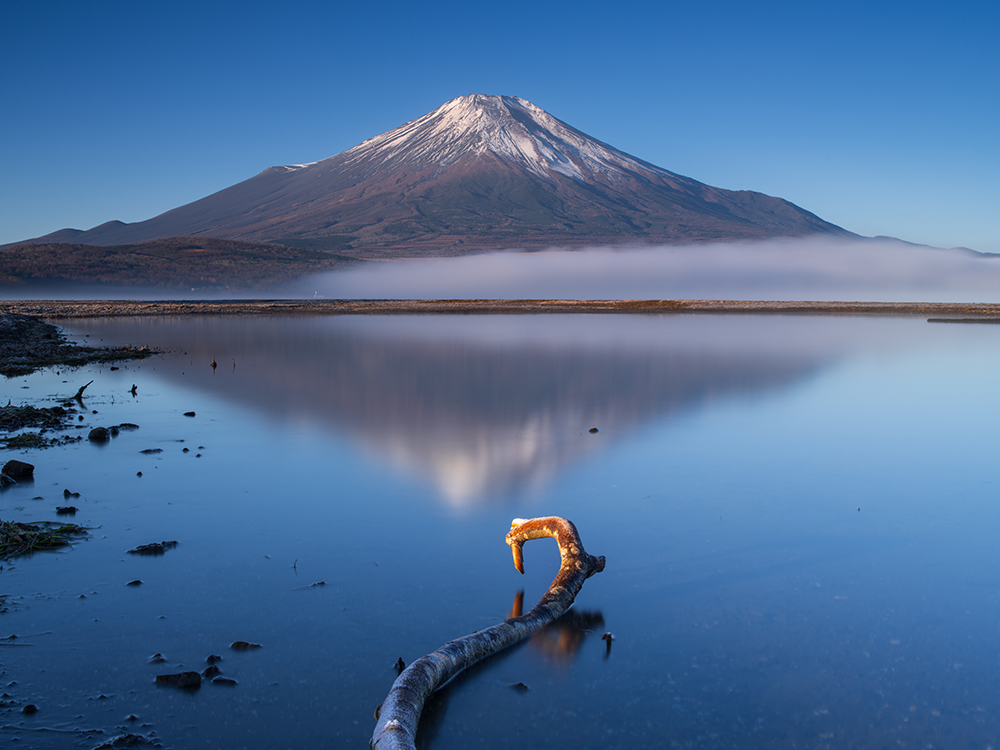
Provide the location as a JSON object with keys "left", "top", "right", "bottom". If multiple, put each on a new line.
{"left": 377, "top": 411, "right": 600, "bottom": 508}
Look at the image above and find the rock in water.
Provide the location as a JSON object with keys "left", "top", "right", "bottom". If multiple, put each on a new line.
{"left": 88, "top": 426, "right": 111, "bottom": 443}
{"left": 2, "top": 459, "right": 34, "bottom": 478}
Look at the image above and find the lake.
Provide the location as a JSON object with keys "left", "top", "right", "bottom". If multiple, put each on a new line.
{"left": 2, "top": 312, "right": 999, "bottom": 749}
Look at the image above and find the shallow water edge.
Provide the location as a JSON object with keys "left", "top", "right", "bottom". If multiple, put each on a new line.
{"left": 4, "top": 297, "right": 1000, "bottom": 319}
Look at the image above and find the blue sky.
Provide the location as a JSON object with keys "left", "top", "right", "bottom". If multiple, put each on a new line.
{"left": 2, "top": 0, "right": 997, "bottom": 253}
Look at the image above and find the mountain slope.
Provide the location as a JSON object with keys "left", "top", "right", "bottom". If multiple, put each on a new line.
{"left": 21, "top": 95, "right": 853, "bottom": 256}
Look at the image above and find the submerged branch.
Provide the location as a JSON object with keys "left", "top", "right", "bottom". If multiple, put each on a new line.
{"left": 371, "top": 516, "right": 605, "bottom": 750}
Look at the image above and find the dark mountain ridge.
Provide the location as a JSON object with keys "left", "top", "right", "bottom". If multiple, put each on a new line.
{"left": 0, "top": 237, "right": 357, "bottom": 290}
{"left": 16, "top": 95, "right": 853, "bottom": 257}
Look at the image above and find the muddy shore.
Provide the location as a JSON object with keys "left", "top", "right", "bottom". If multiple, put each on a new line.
{"left": 3, "top": 298, "right": 1000, "bottom": 318}
{"left": 0, "top": 313, "right": 155, "bottom": 377}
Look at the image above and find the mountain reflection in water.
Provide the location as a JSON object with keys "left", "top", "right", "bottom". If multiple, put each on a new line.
{"left": 68, "top": 315, "right": 873, "bottom": 506}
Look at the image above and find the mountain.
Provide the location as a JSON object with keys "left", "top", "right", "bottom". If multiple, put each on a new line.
{"left": 18, "top": 95, "right": 853, "bottom": 256}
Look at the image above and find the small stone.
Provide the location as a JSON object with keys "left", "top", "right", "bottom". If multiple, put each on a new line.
{"left": 183, "top": 411, "right": 196, "bottom": 417}
{"left": 589, "top": 427, "right": 599, "bottom": 433}
{"left": 510, "top": 682, "right": 530, "bottom": 693}
{"left": 118, "top": 423, "right": 140, "bottom": 431}
{"left": 126, "top": 580, "right": 143, "bottom": 587}
{"left": 56, "top": 506, "right": 78, "bottom": 515}
{"left": 211, "top": 676, "right": 237, "bottom": 686}
{"left": 148, "top": 653, "right": 167, "bottom": 664}
{"left": 22, "top": 703, "right": 38, "bottom": 714}
{"left": 206, "top": 654, "right": 222, "bottom": 664}
{"left": 140, "top": 448, "right": 162, "bottom": 455}
{"left": 136, "top": 471, "right": 143, "bottom": 477}
{"left": 88, "top": 426, "right": 111, "bottom": 443}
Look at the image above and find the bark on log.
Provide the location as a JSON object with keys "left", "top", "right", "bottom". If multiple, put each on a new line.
{"left": 371, "top": 516, "right": 605, "bottom": 750}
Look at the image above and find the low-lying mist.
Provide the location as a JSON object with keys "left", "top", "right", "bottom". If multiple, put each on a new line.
{"left": 292, "top": 237, "right": 1000, "bottom": 303}
{"left": 4, "top": 237, "right": 998, "bottom": 302}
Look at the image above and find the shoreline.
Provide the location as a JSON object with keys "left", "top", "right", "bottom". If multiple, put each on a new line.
{"left": 3, "top": 298, "right": 1000, "bottom": 319}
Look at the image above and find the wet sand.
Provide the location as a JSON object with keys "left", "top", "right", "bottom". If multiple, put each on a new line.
{"left": 3, "top": 298, "right": 1000, "bottom": 318}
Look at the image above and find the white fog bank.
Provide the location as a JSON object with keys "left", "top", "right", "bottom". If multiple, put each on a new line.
{"left": 292, "top": 238, "right": 1000, "bottom": 303}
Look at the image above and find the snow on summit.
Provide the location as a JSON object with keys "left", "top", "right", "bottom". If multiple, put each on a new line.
{"left": 337, "top": 94, "right": 672, "bottom": 182}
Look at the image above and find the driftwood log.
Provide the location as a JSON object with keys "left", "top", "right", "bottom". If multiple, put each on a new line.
{"left": 371, "top": 516, "right": 606, "bottom": 750}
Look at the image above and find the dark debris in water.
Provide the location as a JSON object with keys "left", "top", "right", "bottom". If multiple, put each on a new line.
{"left": 1, "top": 403, "right": 72, "bottom": 431}
{"left": 230, "top": 640, "right": 262, "bottom": 650}
{"left": 0, "top": 519, "right": 87, "bottom": 559}
{"left": 127, "top": 541, "right": 178, "bottom": 556}
{"left": 3, "top": 430, "right": 82, "bottom": 449}
{"left": 93, "top": 733, "right": 162, "bottom": 749}
{"left": 155, "top": 671, "right": 201, "bottom": 689}
{"left": 1, "top": 403, "right": 86, "bottom": 449}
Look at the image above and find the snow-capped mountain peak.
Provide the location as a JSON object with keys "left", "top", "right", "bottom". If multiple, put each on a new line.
{"left": 337, "top": 94, "right": 666, "bottom": 182}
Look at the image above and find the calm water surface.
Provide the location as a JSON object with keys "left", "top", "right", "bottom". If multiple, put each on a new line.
{"left": 2, "top": 314, "right": 999, "bottom": 749}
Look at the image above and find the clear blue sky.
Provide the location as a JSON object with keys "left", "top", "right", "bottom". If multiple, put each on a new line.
{"left": 2, "top": 0, "right": 997, "bottom": 253}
